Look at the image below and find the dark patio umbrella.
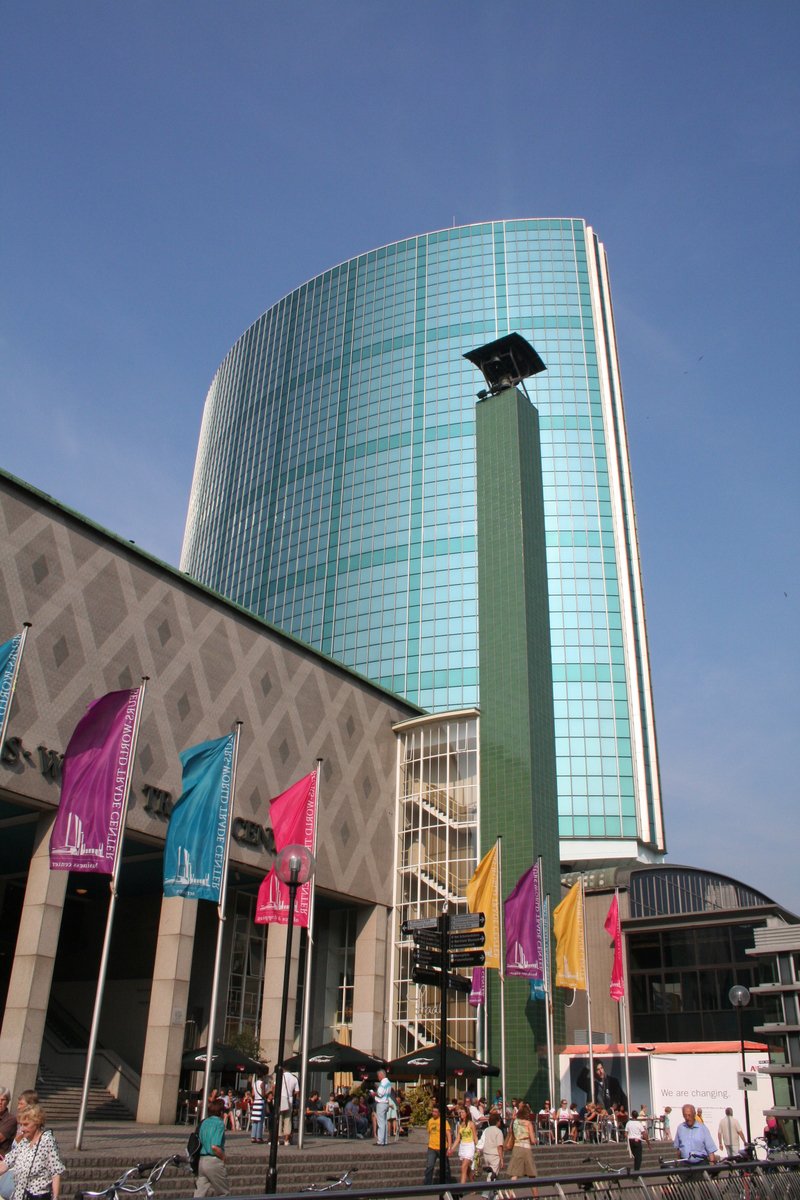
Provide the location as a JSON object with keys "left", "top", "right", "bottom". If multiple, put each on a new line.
{"left": 281, "top": 1040, "right": 386, "bottom": 1075}
{"left": 388, "top": 1044, "right": 499, "bottom": 1079}
{"left": 181, "top": 1043, "right": 267, "bottom": 1074}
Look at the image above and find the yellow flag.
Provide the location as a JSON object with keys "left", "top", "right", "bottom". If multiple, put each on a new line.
{"left": 466, "top": 844, "right": 500, "bottom": 968}
{"left": 553, "top": 880, "right": 586, "bottom": 989}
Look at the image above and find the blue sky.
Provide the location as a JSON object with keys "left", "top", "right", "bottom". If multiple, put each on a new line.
{"left": 2, "top": 1, "right": 798, "bottom": 913}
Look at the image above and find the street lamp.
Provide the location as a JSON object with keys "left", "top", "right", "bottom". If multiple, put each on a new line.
{"left": 265, "top": 844, "right": 316, "bottom": 1195}
{"left": 729, "top": 983, "right": 752, "bottom": 1143}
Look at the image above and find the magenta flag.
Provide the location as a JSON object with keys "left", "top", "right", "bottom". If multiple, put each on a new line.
{"left": 255, "top": 771, "right": 317, "bottom": 926}
{"left": 50, "top": 688, "right": 142, "bottom": 873}
{"left": 468, "top": 966, "right": 485, "bottom": 1007}
{"left": 504, "top": 863, "right": 543, "bottom": 978}
{"left": 604, "top": 894, "right": 625, "bottom": 1000}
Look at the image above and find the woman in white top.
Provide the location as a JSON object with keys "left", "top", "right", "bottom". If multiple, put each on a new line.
{"left": 0, "top": 1104, "right": 65, "bottom": 1200}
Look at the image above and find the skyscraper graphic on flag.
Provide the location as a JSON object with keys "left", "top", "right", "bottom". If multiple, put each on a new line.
{"left": 164, "top": 733, "right": 236, "bottom": 902}
{"left": 504, "top": 863, "right": 543, "bottom": 979}
{"left": 604, "top": 893, "right": 625, "bottom": 1000}
{"left": 255, "top": 770, "right": 317, "bottom": 926}
{"left": 465, "top": 843, "right": 501, "bottom": 968}
{"left": 50, "top": 688, "right": 143, "bottom": 873}
{"left": 553, "top": 880, "right": 586, "bottom": 990}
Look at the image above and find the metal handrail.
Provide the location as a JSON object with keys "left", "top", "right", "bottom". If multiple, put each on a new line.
{"left": 223, "top": 1156, "right": 800, "bottom": 1200}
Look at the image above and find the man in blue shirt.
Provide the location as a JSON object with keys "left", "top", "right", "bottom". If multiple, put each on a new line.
{"left": 373, "top": 1069, "right": 392, "bottom": 1146}
{"left": 194, "top": 1098, "right": 229, "bottom": 1196}
{"left": 673, "top": 1104, "right": 718, "bottom": 1164}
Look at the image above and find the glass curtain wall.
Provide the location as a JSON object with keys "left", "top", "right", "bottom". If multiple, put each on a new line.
{"left": 181, "top": 219, "right": 664, "bottom": 862}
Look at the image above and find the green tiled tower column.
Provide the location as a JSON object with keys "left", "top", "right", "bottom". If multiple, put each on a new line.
{"left": 477, "top": 385, "right": 563, "bottom": 1103}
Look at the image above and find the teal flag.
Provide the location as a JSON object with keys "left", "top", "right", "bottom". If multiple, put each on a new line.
{"left": 529, "top": 895, "right": 550, "bottom": 1002}
{"left": 0, "top": 635, "right": 22, "bottom": 743}
{"left": 164, "top": 734, "right": 235, "bottom": 901}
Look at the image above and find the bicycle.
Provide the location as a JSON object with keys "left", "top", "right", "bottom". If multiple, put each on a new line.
{"left": 578, "top": 1157, "right": 631, "bottom": 1194}
{"left": 301, "top": 1167, "right": 358, "bottom": 1192}
{"left": 76, "top": 1154, "right": 192, "bottom": 1200}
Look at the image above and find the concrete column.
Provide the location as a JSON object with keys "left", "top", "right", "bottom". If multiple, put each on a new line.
{"left": 0, "top": 811, "right": 68, "bottom": 1098}
{"left": 259, "top": 923, "right": 301, "bottom": 1070}
{"left": 351, "top": 905, "right": 389, "bottom": 1056}
{"left": 136, "top": 896, "right": 198, "bottom": 1123}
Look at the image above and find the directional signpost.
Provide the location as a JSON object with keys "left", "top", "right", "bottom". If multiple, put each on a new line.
{"left": 402, "top": 909, "right": 486, "bottom": 1187}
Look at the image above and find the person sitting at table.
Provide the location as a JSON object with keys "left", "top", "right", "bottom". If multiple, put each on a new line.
{"left": 342, "top": 1094, "right": 367, "bottom": 1138}
{"left": 556, "top": 1099, "right": 571, "bottom": 1143}
{"left": 583, "top": 1103, "right": 600, "bottom": 1142}
{"left": 306, "top": 1091, "right": 336, "bottom": 1136}
{"left": 569, "top": 1102, "right": 580, "bottom": 1141}
{"left": 537, "top": 1099, "right": 555, "bottom": 1143}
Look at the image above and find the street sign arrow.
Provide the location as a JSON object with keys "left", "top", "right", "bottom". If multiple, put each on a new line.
{"left": 412, "top": 930, "right": 442, "bottom": 947}
{"left": 448, "top": 950, "right": 485, "bottom": 968}
{"left": 450, "top": 911, "right": 485, "bottom": 931}
{"left": 412, "top": 967, "right": 473, "bottom": 993}
{"left": 447, "top": 931, "right": 486, "bottom": 949}
{"left": 413, "top": 948, "right": 445, "bottom": 967}
{"left": 401, "top": 917, "right": 439, "bottom": 934}
{"left": 445, "top": 972, "right": 473, "bottom": 994}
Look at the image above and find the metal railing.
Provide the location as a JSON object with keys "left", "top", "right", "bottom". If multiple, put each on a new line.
{"left": 237, "top": 1155, "right": 800, "bottom": 1200}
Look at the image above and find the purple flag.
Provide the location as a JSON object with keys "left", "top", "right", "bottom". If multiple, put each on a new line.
{"left": 504, "top": 864, "right": 543, "bottom": 978}
{"left": 469, "top": 966, "right": 486, "bottom": 1007}
{"left": 50, "top": 688, "right": 142, "bottom": 873}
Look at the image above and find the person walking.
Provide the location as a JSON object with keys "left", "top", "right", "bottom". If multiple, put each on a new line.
{"left": 423, "top": 1105, "right": 452, "bottom": 1184}
{"left": 673, "top": 1104, "right": 717, "bottom": 1163}
{"left": 508, "top": 1102, "right": 537, "bottom": 1188}
{"left": 480, "top": 1112, "right": 505, "bottom": 1182}
{"left": 718, "top": 1108, "right": 746, "bottom": 1158}
{"left": 250, "top": 1076, "right": 266, "bottom": 1143}
{"left": 625, "top": 1108, "right": 650, "bottom": 1171}
{"left": 0, "top": 1103, "right": 64, "bottom": 1200}
{"left": 449, "top": 1106, "right": 479, "bottom": 1183}
{"left": 193, "top": 1098, "right": 229, "bottom": 1197}
{"left": 278, "top": 1070, "right": 299, "bottom": 1146}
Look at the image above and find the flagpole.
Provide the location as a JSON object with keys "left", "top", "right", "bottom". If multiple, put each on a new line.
{"left": 497, "top": 835, "right": 507, "bottom": 1112}
{"left": 75, "top": 677, "right": 148, "bottom": 1150}
{"left": 617, "top": 888, "right": 631, "bottom": 1106}
{"left": 544, "top": 895, "right": 556, "bottom": 1106}
{"left": 297, "top": 758, "right": 321, "bottom": 1151}
{"left": 580, "top": 874, "right": 595, "bottom": 1099}
{"left": 200, "top": 721, "right": 242, "bottom": 1121}
{"left": 0, "top": 622, "right": 30, "bottom": 751}
{"left": 537, "top": 856, "right": 555, "bottom": 1106}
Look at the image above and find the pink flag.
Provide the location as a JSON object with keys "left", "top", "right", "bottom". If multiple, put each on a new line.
{"left": 50, "top": 688, "right": 143, "bottom": 873}
{"left": 255, "top": 771, "right": 317, "bottom": 926}
{"left": 468, "top": 966, "right": 485, "bottom": 1007}
{"left": 604, "top": 894, "right": 625, "bottom": 1001}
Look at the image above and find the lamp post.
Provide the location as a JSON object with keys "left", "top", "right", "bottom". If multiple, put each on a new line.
{"left": 265, "top": 844, "right": 316, "bottom": 1195}
{"left": 729, "top": 983, "right": 752, "bottom": 1143}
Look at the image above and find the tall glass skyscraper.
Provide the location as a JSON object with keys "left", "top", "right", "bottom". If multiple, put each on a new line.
{"left": 182, "top": 219, "right": 665, "bottom": 864}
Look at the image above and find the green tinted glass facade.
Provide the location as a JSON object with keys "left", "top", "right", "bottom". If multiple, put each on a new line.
{"left": 182, "top": 219, "right": 664, "bottom": 861}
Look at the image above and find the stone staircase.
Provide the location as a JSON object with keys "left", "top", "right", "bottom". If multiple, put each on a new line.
{"left": 62, "top": 1144, "right": 419, "bottom": 1199}
{"left": 58, "top": 1134, "right": 671, "bottom": 1200}
{"left": 38, "top": 1073, "right": 134, "bottom": 1122}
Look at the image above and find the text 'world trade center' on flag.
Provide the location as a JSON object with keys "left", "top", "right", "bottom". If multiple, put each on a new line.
{"left": 163, "top": 733, "right": 236, "bottom": 902}
{"left": 49, "top": 688, "right": 144, "bottom": 874}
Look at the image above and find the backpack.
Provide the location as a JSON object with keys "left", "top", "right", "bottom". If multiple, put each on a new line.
{"left": 187, "top": 1126, "right": 202, "bottom": 1175}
